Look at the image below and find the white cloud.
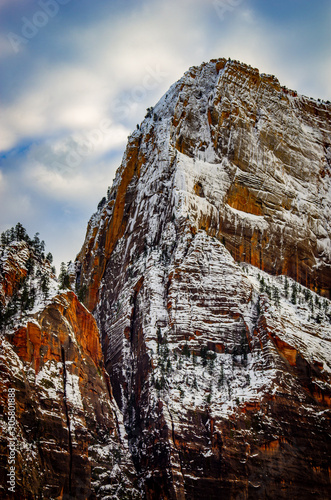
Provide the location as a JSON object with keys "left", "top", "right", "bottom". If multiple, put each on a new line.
{"left": 0, "top": 0, "right": 330, "bottom": 269}
{"left": 0, "top": 0, "right": 214, "bottom": 153}
{"left": 0, "top": 65, "right": 112, "bottom": 151}
{"left": 25, "top": 163, "right": 99, "bottom": 201}
{"left": 24, "top": 138, "right": 124, "bottom": 205}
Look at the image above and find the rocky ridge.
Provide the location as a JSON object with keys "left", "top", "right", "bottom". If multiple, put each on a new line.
{"left": 0, "top": 235, "right": 139, "bottom": 499}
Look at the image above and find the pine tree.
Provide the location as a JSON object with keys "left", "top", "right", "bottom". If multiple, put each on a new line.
{"left": 29, "top": 287, "right": 36, "bottom": 310}
{"left": 59, "top": 262, "right": 70, "bottom": 289}
{"left": 1, "top": 232, "right": 7, "bottom": 246}
{"left": 284, "top": 276, "right": 289, "bottom": 299}
{"left": 15, "top": 222, "right": 26, "bottom": 241}
{"left": 46, "top": 252, "right": 53, "bottom": 264}
{"left": 26, "top": 257, "right": 35, "bottom": 276}
{"left": 218, "top": 364, "right": 224, "bottom": 388}
{"left": 182, "top": 342, "right": 190, "bottom": 357}
{"left": 77, "top": 284, "right": 87, "bottom": 302}
{"left": 272, "top": 286, "right": 280, "bottom": 307}
{"left": 291, "top": 283, "right": 297, "bottom": 305}
{"left": 21, "top": 284, "right": 30, "bottom": 312}
{"left": 97, "top": 197, "right": 107, "bottom": 211}
{"left": 33, "top": 233, "right": 41, "bottom": 252}
{"left": 41, "top": 276, "right": 50, "bottom": 300}
{"left": 260, "top": 276, "right": 265, "bottom": 293}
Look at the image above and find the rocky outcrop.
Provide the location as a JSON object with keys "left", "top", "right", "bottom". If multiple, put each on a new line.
{"left": 0, "top": 291, "right": 139, "bottom": 499}
{"left": 0, "top": 241, "right": 29, "bottom": 303}
{"left": 76, "top": 59, "right": 331, "bottom": 498}
{"left": 0, "top": 234, "right": 139, "bottom": 499}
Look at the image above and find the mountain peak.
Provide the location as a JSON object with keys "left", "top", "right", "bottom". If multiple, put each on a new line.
{"left": 1, "top": 60, "right": 331, "bottom": 499}
{"left": 77, "top": 58, "right": 331, "bottom": 311}
{"left": 74, "top": 58, "right": 331, "bottom": 497}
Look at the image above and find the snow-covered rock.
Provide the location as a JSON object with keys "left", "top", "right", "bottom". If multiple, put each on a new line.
{"left": 76, "top": 59, "right": 331, "bottom": 498}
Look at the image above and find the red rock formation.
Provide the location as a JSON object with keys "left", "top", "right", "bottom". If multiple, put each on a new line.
{"left": 2, "top": 59, "right": 331, "bottom": 499}
{"left": 0, "top": 292, "right": 139, "bottom": 498}
{"left": 76, "top": 135, "right": 146, "bottom": 312}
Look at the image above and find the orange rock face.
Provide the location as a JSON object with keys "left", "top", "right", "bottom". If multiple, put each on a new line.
{"left": 226, "top": 182, "right": 263, "bottom": 216}
{"left": 0, "top": 291, "right": 139, "bottom": 499}
{"left": 76, "top": 135, "right": 145, "bottom": 312}
{"left": 10, "top": 292, "right": 102, "bottom": 371}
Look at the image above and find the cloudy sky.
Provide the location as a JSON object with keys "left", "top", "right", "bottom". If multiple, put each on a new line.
{"left": 1, "top": 0, "right": 330, "bottom": 271}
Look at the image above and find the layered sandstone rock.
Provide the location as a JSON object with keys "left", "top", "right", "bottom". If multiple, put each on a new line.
{"left": 2, "top": 58, "right": 330, "bottom": 499}
{"left": 0, "top": 291, "right": 139, "bottom": 499}
{"left": 78, "top": 59, "right": 331, "bottom": 311}
{"left": 76, "top": 59, "right": 331, "bottom": 498}
{"left": 0, "top": 238, "right": 139, "bottom": 499}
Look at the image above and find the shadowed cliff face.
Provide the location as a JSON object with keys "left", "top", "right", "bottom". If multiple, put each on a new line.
{"left": 76, "top": 59, "right": 331, "bottom": 498}
{"left": 0, "top": 241, "right": 139, "bottom": 500}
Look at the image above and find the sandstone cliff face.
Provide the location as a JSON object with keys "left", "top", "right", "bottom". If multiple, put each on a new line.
{"left": 0, "top": 239, "right": 139, "bottom": 499}
{"left": 171, "top": 59, "right": 331, "bottom": 297}
{"left": 78, "top": 58, "right": 331, "bottom": 310}
{"left": 77, "top": 59, "right": 331, "bottom": 498}
{"left": 0, "top": 292, "right": 139, "bottom": 499}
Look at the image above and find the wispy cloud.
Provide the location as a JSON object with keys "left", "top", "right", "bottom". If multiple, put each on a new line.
{"left": 0, "top": 0, "right": 330, "bottom": 269}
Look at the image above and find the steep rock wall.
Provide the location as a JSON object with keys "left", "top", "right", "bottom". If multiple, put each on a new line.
{"left": 0, "top": 291, "right": 139, "bottom": 499}
{"left": 76, "top": 59, "right": 331, "bottom": 498}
